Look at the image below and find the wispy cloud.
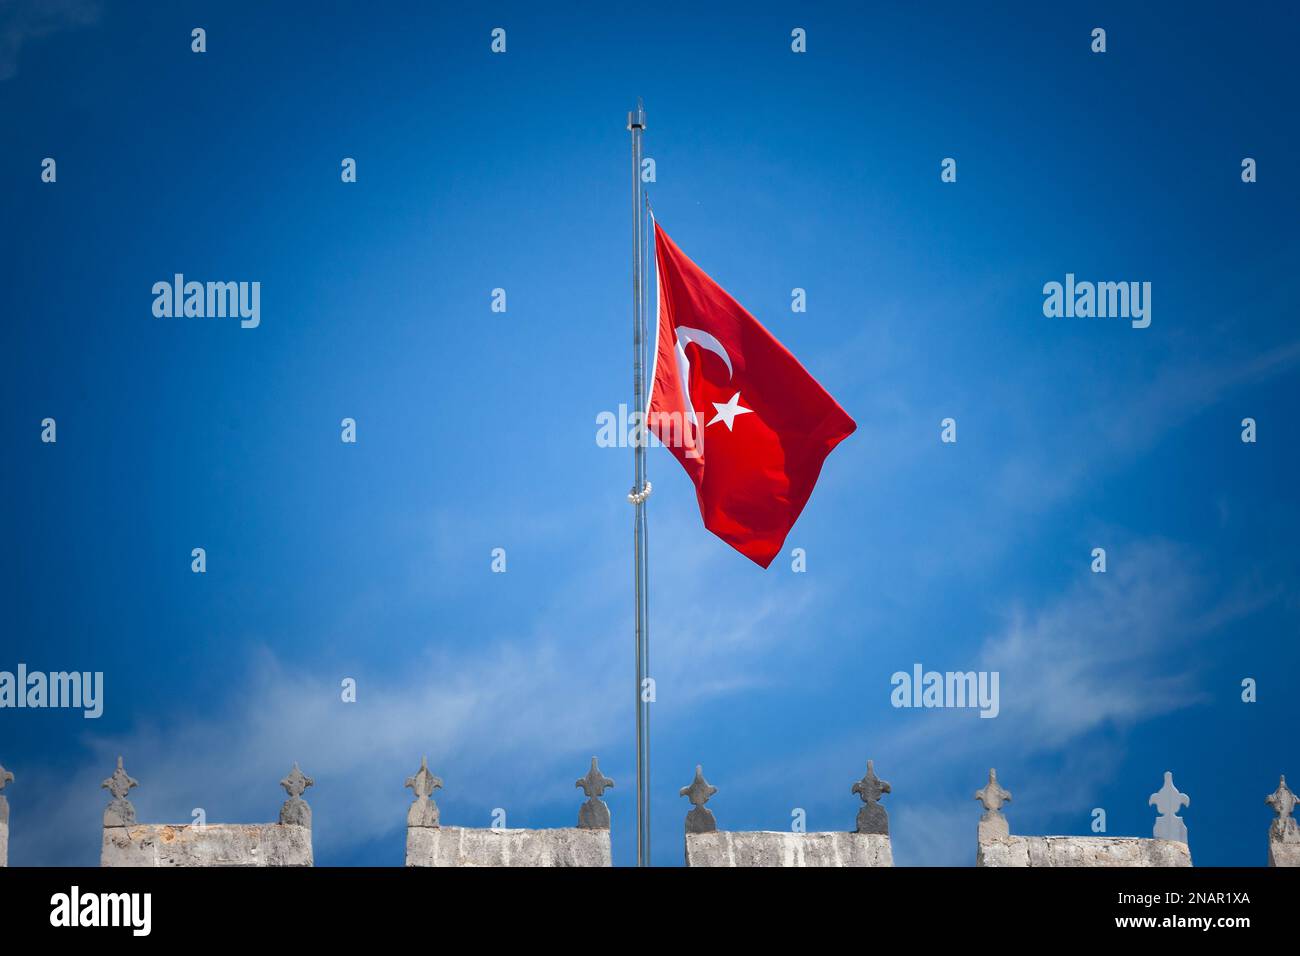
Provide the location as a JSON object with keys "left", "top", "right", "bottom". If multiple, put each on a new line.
{"left": 992, "top": 336, "right": 1300, "bottom": 515}
{"left": 15, "top": 640, "right": 618, "bottom": 866}
{"left": 884, "top": 537, "right": 1269, "bottom": 765}
{"left": 0, "top": 0, "right": 100, "bottom": 81}
{"left": 711, "top": 536, "right": 1273, "bottom": 864}
{"left": 9, "top": 508, "right": 824, "bottom": 865}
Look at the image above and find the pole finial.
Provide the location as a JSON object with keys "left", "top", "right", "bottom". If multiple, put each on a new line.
{"left": 627, "top": 99, "right": 646, "bottom": 131}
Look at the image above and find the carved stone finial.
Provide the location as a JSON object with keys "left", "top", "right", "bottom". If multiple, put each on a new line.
{"left": 0, "top": 763, "right": 12, "bottom": 826}
{"left": 1266, "top": 775, "right": 1297, "bottom": 842}
{"left": 975, "top": 768, "right": 1011, "bottom": 814}
{"left": 405, "top": 756, "right": 443, "bottom": 828}
{"left": 851, "top": 759, "right": 891, "bottom": 835}
{"left": 575, "top": 756, "right": 614, "bottom": 830}
{"left": 279, "top": 762, "right": 314, "bottom": 828}
{"left": 680, "top": 765, "right": 718, "bottom": 834}
{"left": 1149, "top": 771, "right": 1189, "bottom": 842}
{"left": 975, "top": 768, "right": 1011, "bottom": 839}
{"left": 102, "top": 756, "right": 137, "bottom": 800}
{"left": 101, "top": 756, "right": 139, "bottom": 827}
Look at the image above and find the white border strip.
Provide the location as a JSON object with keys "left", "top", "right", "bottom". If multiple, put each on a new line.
{"left": 645, "top": 211, "right": 661, "bottom": 419}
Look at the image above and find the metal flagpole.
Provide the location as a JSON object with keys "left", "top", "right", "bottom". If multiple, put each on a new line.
{"left": 627, "top": 98, "right": 651, "bottom": 867}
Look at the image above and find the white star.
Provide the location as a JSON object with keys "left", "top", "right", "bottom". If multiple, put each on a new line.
{"left": 707, "top": 391, "right": 753, "bottom": 431}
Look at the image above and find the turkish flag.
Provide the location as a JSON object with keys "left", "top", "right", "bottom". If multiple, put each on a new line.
{"left": 646, "top": 221, "right": 856, "bottom": 568}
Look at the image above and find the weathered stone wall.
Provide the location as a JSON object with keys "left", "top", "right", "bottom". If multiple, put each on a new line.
{"left": 685, "top": 830, "right": 892, "bottom": 867}
{"left": 977, "top": 835, "right": 1191, "bottom": 868}
{"left": 101, "top": 823, "right": 313, "bottom": 867}
{"left": 405, "top": 826, "right": 611, "bottom": 867}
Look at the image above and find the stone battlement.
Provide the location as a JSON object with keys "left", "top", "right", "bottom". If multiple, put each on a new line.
{"left": 402, "top": 755, "right": 613, "bottom": 866}
{"left": 679, "top": 760, "right": 894, "bottom": 867}
{"left": 974, "top": 768, "right": 1194, "bottom": 868}
{"left": 98, "top": 758, "right": 315, "bottom": 868}
{"left": 0, "top": 757, "right": 1295, "bottom": 867}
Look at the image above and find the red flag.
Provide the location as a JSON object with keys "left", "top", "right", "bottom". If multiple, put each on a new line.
{"left": 646, "top": 221, "right": 856, "bottom": 568}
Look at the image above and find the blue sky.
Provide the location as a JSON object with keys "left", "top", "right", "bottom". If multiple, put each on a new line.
{"left": 2, "top": 0, "right": 1297, "bottom": 867}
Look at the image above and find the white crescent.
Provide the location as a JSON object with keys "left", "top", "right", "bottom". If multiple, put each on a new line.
{"left": 672, "top": 326, "right": 735, "bottom": 457}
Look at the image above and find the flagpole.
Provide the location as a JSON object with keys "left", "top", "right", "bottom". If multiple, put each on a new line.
{"left": 627, "top": 97, "right": 651, "bottom": 867}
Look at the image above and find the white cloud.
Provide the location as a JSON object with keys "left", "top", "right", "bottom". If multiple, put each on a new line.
{"left": 9, "top": 507, "right": 825, "bottom": 865}
{"left": 704, "top": 536, "right": 1272, "bottom": 863}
